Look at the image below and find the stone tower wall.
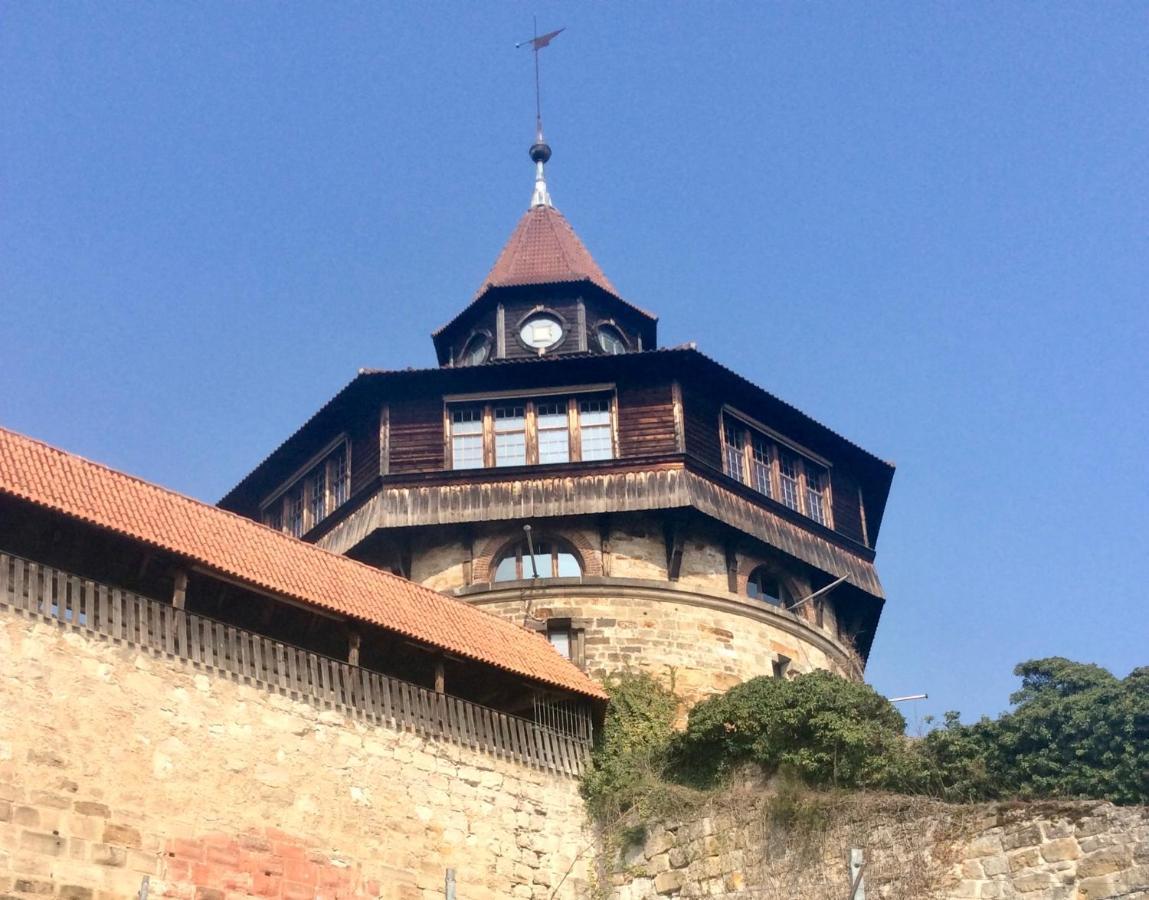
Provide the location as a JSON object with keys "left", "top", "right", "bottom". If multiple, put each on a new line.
{"left": 404, "top": 515, "right": 861, "bottom": 706}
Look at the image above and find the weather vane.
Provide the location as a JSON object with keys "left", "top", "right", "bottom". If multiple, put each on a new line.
{"left": 516, "top": 19, "right": 564, "bottom": 209}
{"left": 516, "top": 19, "right": 565, "bottom": 144}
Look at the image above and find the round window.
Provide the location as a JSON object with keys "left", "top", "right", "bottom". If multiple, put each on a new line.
{"left": 597, "top": 324, "right": 627, "bottom": 355}
{"left": 519, "top": 314, "right": 563, "bottom": 350}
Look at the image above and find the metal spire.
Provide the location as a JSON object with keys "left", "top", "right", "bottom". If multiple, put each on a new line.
{"left": 516, "top": 21, "right": 564, "bottom": 208}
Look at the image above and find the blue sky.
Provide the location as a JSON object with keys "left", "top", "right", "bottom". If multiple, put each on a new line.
{"left": 3, "top": 4, "right": 1146, "bottom": 726}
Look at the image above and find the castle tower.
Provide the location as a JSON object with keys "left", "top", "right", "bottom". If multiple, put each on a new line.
{"left": 219, "top": 136, "right": 894, "bottom": 705}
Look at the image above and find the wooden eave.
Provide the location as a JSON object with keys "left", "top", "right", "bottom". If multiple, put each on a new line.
{"left": 316, "top": 458, "right": 883, "bottom": 596}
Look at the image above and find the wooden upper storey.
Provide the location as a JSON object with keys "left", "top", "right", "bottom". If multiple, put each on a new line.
{"left": 218, "top": 349, "right": 895, "bottom": 570}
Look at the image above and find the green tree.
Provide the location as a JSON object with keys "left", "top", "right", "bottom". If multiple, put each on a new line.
{"left": 916, "top": 658, "right": 1148, "bottom": 804}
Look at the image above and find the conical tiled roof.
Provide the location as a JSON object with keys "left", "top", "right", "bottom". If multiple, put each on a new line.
{"left": 475, "top": 204, "right": 618, "bottom": 298}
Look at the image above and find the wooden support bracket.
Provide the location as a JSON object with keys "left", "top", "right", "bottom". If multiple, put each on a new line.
{"left": 171, "top": 570, "right": 188, "bottom": 611}
{"left": 664, "top": 518, "right": 685, "bottom": 582}
{"left": 724, "top": 544, "right": 739, "bottom": 594}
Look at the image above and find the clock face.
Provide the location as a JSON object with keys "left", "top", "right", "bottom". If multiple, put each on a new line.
{"left": 519, "top": 314, "right": 563, "bottom": 349}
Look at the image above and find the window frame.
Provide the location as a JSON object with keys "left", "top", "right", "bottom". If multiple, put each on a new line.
{"left": 719, "top": 409, "right": 833, "bottom": 528}
{"left": 260, "top": 436, "right": 351, "bottom": 536}
{"left": 457, "top": 330, "right": 493, "bottom": 366}
{"left": 491, "top": 537, "right": 584, "bottom": 582}
{"left": 594, "top": 321, "right": 629, "bottom": 355}
{"left": 445, "top": 389, "right": 617, "bottom": 470}
{"left": 745, "top": 565, "right": 792, "bottom": 609}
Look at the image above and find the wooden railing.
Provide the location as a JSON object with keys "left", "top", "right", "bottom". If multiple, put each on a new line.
{"left": 0, "top": 551, "right": 592, "bottom": 777}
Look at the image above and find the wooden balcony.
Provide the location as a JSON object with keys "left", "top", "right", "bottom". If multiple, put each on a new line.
{"left": 0, "top": 551, "right": 592, "bottom": 778}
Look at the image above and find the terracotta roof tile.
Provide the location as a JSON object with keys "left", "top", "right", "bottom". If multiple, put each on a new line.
{"left": 0, "top": 426, "right": 607, "bottom": 701}
{"left": 479, "top": 205, "right": 618, "bottom": 297}
{"left": 432, "top": 206, "right": 656, "bottom": 338}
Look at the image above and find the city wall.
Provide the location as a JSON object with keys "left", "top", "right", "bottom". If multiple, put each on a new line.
{"left": 0, "top": 609, "right": 594, "bottom": 900}
{"left": 607, "top": 786, "right": 1149, "bottom": 900}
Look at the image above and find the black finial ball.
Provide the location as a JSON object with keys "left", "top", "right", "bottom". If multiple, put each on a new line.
{"left": 530, "top": 141, "right": 552, "bottom": 164}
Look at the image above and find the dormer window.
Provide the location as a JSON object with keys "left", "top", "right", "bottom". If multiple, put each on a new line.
{"left": 596, "top": 324, "right": 627, "bottom": 355}
{"left": 458, "top": 332, "right": 492, "bottom": 366}
{"left": 721, "top": 412, "right": 832, "bottom": 527}
{"left": 261, "top": 439, "right": 350, "bottom": 537}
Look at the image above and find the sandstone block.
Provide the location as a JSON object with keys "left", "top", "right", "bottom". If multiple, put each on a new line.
{"left": 1001, "top": 824, "right": 1043, "bottom": 851}
{"left": 57, "top": 887, "right": 93, "bottom": 900}
{"left": 966, "top": 834, "right": 1004, "bottom": 858}
{"left": 72, "top": 802, "right": 110, "bottom": 818}
{"left": 653, "top": 870, "right": 683, "bottom": 894}
{"left": 12, "top": 879, "right": 54, "bottom": 894}
{"left": 1077, "top": 845, "right": 1132, "bottom": 878}
{"left": 12, "top": 806, "right": 38, "bottom": 827}
{"left": 1011, "top": 871, "right": 1055, "bottom": 893}
{"left": 1040, "top": 837, "right": 1080, "bottom": 863}
{"left": 90, "top": 844, "right": 125, "bottom": 867}
{"left": 980, "top": 854, "right": 1009, "bottom": 877}
{"left": 102, "top": 823, "right": 141, "bottom": 849}
{"left": 1076, "top": 875, "right": 1120, "bottom": 899}
{"left": 19, "top": 831, "right": 64, "bottom": 857}
{"left": 1007, "top": 848, "right": 1040, "bottom": 872}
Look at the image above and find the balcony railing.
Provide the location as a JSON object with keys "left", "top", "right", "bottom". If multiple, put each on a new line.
{"left": 0, "top": 551, "right": 592, "bottom": 777}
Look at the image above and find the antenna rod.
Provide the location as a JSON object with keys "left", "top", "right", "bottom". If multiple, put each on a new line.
{"left": 533, "top": 15, "right": 542, "bottom": 136}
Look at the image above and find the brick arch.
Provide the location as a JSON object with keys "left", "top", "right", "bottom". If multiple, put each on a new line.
{"left": 736, "top": 556, "right": 814, "bottom": 623}
{"left": 474, "top": 528, "right": 602, "bottom": 583}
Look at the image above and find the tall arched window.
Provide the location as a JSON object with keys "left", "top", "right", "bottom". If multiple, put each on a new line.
{"left": 492, "top": 537, "right": 583, "bottom": 581}
{"left": 746, "top": 567, "right": 792, "bottom": 608}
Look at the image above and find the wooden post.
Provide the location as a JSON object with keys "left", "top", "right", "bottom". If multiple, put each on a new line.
{"left": 347, "top": 631, "right": 361, "bottom": 667}
{"left": 434, "top": 659, "right": 445, "bottom": 694}
{"left": 848, "top": 848, "right": 866, "bottom": 900}
{"left": 171, "top": 570, "right": 188, "bottom": 610}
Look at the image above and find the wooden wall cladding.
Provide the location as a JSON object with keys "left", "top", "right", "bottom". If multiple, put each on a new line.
{"left": 616, "top": 380, "right": 677, "bottom": 458}
{"left": 388, "top": 396, "right": 446, "bottom": 474}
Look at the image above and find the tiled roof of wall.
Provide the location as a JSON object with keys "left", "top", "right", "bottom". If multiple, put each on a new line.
{"left": 0, "top": 427, "right": 607, "bottom": 700}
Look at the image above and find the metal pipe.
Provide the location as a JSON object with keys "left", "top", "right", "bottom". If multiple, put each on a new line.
{"left": 787, "top": 574, "right": 849, "bottom": 612}
{"left": 523, "top": 524, "right": 540, "bottom": 578}
{"left": 888, "top": 694, "right": 928, "bottom": 703}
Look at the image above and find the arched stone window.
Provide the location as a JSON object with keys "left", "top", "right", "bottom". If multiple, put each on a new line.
{"left": 492, "top": 536, "right": 583, "bottom": 582}
{"left": 746, "top": 566, "right": 792, "bottom": 608}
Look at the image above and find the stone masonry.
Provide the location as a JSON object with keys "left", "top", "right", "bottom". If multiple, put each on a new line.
{"left": 608, "top": 788, "right": 1149, "bottom": 900}
{"left": 0, "top": 609, "right": 595, "bottom": 899}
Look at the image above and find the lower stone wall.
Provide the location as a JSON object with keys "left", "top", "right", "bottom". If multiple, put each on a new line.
{"left": 0, "top": 609, "right": 594, "bottom": 899}
{"left": 607, "top": 786, "right": 1149, "bottom": 900}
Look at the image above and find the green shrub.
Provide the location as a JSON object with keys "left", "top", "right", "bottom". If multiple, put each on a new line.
{"left": 580, "top": 671, "right": 679, "bottom": 821}
{"left": 673, "top": 670, "right": 906, "bottom": 789}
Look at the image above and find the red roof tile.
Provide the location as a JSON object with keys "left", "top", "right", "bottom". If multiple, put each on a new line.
{"left": 0, "top": 426, "right": 607, "bottom": 701}
{"left": 478, "top": 205, "right": 618, "bottom": 297}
